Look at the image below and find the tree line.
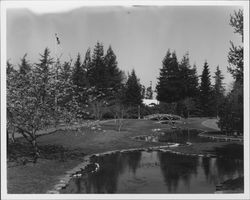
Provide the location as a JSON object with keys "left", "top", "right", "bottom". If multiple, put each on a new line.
{"left": 155, "top": 50, "right": 224, "bottom": 118}
{"left": 7, "top": 42, "right": 143, "bottom": 159}
{"left": 155, "top": 9, "right": 243, "bottom": 135}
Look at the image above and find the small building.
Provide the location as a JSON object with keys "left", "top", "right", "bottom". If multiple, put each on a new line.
{"left": 142, "top": 99, "right": 159, "bottom": 107}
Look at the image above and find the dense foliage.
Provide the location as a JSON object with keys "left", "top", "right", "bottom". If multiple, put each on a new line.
{"left": 156, "top": 50, "right": 202, "bottom": 117}
{"left": 218, "top": 9, "right": 244, "bottom": 135}
{"left": 156, "top": 50, "right": 182, "bottom": 103}
{"left": 155, "top": 49, "right": 230, "bottom": 118}
{"left": 213, "top": 66, "right": 225, "bottom": 117}
{"left": 199, "top": 61, "right": 213, "bottom": 116}
{"left": 6, "top": 43, "right": 140, "bottom": 159}
{"left": 123, "top": 69, "right": 143, "bottom": 118}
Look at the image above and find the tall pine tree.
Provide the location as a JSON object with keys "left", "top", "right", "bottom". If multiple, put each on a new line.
{"left": 213, "top": 66, "right": 225, "bottom": 116}
{"left": 19, "top": 54, "right": 31, "bottom": 75}
{"left": 87, "top": 42, "right": 106, "bottom": 90}
{"left": 178, "top": 54, "right": 200, "bottom": 117}
{"left": 72, "top": 53, "right": 88, "bottom": 107}
{"left": 199, "top": 61, "right": 213, "bottom": 116}
{"left": 83, "top": 48, "right": 92, "bottom": 74}
{"left": 123, "top": 69, "right": 142, "bottom": 107}
{"left": 156, "top": 50, "right": 182, "bottom": 103}
{"left": 104, "top": 45, "right": 124, "bottom": 97}
{"left": 179, "top": 54, "right": 199, "bottom": 99}
{"left": 35, "top": 48, "right": 54, "bottom": 105}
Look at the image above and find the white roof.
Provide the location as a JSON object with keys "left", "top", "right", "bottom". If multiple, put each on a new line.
{"left": 142, "top": 99, "right": 159, "bottom": 107}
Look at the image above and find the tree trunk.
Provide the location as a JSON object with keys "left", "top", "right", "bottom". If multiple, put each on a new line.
{"left": 18, "top": 128, "right": 40, "bottom": 163}
{"left": 138, "top": 105, "right": 141, "bottom": 119}
{"left": 11, "top": 127, "right": 16, "bottom": 143}
{"left": 31, "top": 139, "right": 40, "bottom": 163}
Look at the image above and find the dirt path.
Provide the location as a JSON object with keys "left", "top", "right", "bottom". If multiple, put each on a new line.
{"left": 201, "top": 118, "right": 220, "bottom": 130}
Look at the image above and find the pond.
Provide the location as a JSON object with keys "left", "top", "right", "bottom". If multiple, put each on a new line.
{"left": 133, "top": 129, "right": 212, "bottom": 144}
{"left": 61, "top": 144, "right": 243, "bottom": 194}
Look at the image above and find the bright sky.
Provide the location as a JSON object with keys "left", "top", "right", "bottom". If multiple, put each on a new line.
{"left": 6, "top": 2, "right": 243, "bottom": 92}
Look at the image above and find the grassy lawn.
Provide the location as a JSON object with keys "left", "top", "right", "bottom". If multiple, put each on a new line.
{"left": 7, "top": 118, "right": 242, "bottom": 193}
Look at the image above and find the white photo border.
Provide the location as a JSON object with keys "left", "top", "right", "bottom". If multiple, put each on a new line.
{"left": 1, "top": 1, "right": 249, "bottom": 199}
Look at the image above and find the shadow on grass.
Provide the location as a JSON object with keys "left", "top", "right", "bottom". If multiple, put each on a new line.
{"left": 7, "top": 142, "right": 86, "bottom": 167}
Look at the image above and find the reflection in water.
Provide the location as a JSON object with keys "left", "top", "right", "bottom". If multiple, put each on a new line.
{"left": 134, "top": 129, "right": 212, "bottom": 144}
{"left": 158, "top": 152, "right": 198, "bottom": 192}
{"left": 126, "top": 151, "right": 142, "bottom": 174}
{"left": 61, "top": 145, "right": 243, "bottom": 194}
{"left": 201, "top": 157, "right": 211, "bottom": 181}
{"left": 88, "top": 153, "right": 123, "bottom": 193}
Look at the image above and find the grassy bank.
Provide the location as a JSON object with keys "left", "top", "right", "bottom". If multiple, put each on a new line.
{"left": 7, "top": 118, "right": 242, "bottom": 193}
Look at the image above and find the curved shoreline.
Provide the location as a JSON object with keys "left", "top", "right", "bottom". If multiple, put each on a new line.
{"left": 199, "top": 119, "right": 243, "bottom": 142}
{"left": 8, "top": 118, "right": 244, "bottom": 194}
{"left": 47, "top": 125, "right": 243, "bottom": 194}
{"left": 47, "top": 141, "right": 216, "bottom": 194}
{"left": 199, "top": 132, "right": 243, "bottom": 142}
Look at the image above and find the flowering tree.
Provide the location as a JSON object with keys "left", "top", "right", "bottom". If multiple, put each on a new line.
{"left": 7, "top": 49, "right": 83, "bottom": 161}
{"left": 7, "top": 49, "right": 56, "bottom": 161}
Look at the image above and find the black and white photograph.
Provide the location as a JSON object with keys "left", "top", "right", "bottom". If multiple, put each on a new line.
{"left": 1, "top": 0, "right": 249, "bottom": 199}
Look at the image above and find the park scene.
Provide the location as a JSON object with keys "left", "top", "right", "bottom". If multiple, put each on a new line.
{"left": 6, "top": 5, "right": 244, "bottom": 194}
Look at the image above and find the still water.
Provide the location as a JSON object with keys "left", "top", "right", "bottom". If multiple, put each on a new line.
{"left": 133, "top": 129, "right": 212, "bottom": 144}
{"left": 61, "top": 144, "right": 243, "bottom": 194}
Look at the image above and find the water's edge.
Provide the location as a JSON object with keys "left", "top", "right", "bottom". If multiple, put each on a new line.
{"left": 47, "top": 128, "right": 243, "bottom": 194}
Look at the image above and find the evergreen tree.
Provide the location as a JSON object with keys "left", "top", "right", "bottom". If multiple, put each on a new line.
{"left": 83, "top": 48, "right": 92, "bottom": 73}
{"left": 85, "top": 43, "right": 125, "bottom": 119}
{"left": 19, "top": 54, "right": 31, "bottom": 75}
{"left": 179, "top": 54, "right": 199, "bottom": 98}
{"left": 71, "top": 53, "right": 89, "bottom": 108}
{"left": 178, "top": 54, "right": 200, "bottom": 117}
{"left": 156, "top": 50, "right": 182, "bottom": 103}
{"left": 72, "top": 54, "right": 88, "bottom": 88}
{"left": 85, "top": 43, "right": 124, "bottom": 99}
{"left": 213, "top": 66, "right": 225, "bottom": 116}
{"left": 199, "top": 61, "right": 213, "bottom": 116}
{"left": 56, "top": 60, "right": 82, "bottom": 121}
{"left": 16, "top": 55, "right": 32, "bottom": 90}
{"left": 218, "top": 82, "right": 243, "bottom": 135}
{"left": 60, "top": 61, "right": 72, "bottom": 81}
{"left": 57, "top": 61, "right": 73, "bottom": 109}
{"left": 35, "top": 48, "right": 54, "bottom": 105}
{"left": 88, "top": 42, "right": 106, "bottom": 89}
{"left": 190, "top": 64, "right": 199, "bottom": 96}
{"left": 104, "top": 45, "right": 124, "bottom": 96}
{"left": 123, "top": 69, "right": 142, "bottom": 106}
{"left": 7, "top": 60, "right": 15, "bottom": 75}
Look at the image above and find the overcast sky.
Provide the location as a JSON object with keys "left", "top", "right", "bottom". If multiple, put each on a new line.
{"left": 7, "top": 5, "right": 242, "bottom": 91}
